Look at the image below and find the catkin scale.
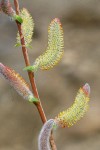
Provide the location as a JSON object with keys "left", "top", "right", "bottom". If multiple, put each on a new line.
{"left": 55, "top": 84, "right": 90, "bottom": 128}
{"left": 0, "top": 63, "right": 37, "bottom": 102}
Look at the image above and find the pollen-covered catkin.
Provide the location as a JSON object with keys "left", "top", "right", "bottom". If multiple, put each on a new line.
{"left": 24, "top": 18, "right": 64, "bottom": 72}
{"left": 16, "top": 8, "right": 34, "bottom": 47}
{"left": 55, "top": 83, "right": 90, "bottom": 128}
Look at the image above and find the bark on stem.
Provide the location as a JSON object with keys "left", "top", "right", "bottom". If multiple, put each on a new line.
{"left": 13, "top": 0, "right": 57, "bottom": 149}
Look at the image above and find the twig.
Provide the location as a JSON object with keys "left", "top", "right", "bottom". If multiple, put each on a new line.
{"left": 14, "top": 0, "right": 57, "bottom": 149}
{"left": 14, "top": 8, "right": 46, "bottom": 124}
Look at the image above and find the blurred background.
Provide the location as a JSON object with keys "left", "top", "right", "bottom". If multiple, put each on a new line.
{"left": 0, "top": 0, "right": 100, "bottom": 149}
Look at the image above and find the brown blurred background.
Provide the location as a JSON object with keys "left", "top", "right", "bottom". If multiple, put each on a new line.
{"left": 0, "top": 0, "right": 100, "bottom": 149}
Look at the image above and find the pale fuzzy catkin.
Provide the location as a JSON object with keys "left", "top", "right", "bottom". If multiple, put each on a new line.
{"left": 0, "top": 63, "right": 37, "bottom": 102}
{"left": 38, "top": 119, "right": 56, "bottom": 150}
{"left": 1, "top": 0, "right": 15, "bottom": 16}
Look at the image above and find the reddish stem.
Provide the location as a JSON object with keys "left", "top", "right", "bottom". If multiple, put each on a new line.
{"left": 16, "top": 22, "right": 47, "bottom": 123}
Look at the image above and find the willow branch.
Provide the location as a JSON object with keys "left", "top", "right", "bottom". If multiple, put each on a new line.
{"left": 13, "top": 0, "right": 57, "bottom": 149}
{"left": 14, "top": 3, "right": 46, "bottom": 124}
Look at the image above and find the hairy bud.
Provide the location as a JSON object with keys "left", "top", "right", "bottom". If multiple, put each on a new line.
{"left": 0, "top": 63, "right": 38, "bottom": 102}
{"left": 0, "top": 0, "right": 23, "bottom": 23}
{"left": 1, "top": 0, "right": 15, "bottom": 16}
{"left": 38, "top": 119, "right": 56, "bottom": 150}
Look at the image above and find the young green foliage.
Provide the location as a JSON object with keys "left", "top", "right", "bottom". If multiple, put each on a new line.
{"left": 0, "top": 63, "right": 38, "bottom": 103}
{"left": 13, "top": 15, "right": 23, "bottom": 23}
{"left": 55, "top": 83, "right": 90, "bottom": 128}
{"left": 16, "top": 8, "right": 34, "bottom": 47}
{"left": 24, "top": 18, "right": 64, "bottom": 72}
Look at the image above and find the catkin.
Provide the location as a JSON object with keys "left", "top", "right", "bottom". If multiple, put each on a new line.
{"left": 55, "top": 83, "right": 90, "bottom": 128}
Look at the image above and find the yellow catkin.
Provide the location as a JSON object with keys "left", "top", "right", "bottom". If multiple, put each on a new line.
{"left": 55, "top": 84, "right": 90, "bottom": 128}
{"left": 16, "top": 8, "right": 34, "bottom": 47}
{"left": 36, "top": 18, "right": 64, "bottom": 70}
{"left": 24, "top": 18, "right": 64, "bottom": 71}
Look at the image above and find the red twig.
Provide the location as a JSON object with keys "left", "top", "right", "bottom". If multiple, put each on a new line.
{"left": 15, "top": 18, "right": 47, "bottom": 124}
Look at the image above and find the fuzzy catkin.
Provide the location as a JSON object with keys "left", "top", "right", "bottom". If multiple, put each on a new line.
{"left": 0, "top": 63, "right": 36, "bottom": 102}
{"left": 1, "top": 0, "right": 15, "bottom": 16}
{"left": 38, "top": 119, "right": 56, "bottom": 150}
{"left": 24, "top": 18, "right": 64, "bottom": 72}
{"left": 37, "top": 18, "right": 64, "bottom": 70}
{"left": 16, "top": 8, "right": 34, "bottom": 47}
{"left": 55, "top": 83, "right": 90, "bottom": 128}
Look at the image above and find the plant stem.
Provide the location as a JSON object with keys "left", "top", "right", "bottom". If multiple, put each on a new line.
{"left": 15, "top": 15, "right": 47, "bottom": 124}
{"left": 14, "top": 0, "right": 57, "bottom": 149}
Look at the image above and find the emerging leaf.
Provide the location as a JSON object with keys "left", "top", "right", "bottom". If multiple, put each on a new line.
{"left": 55, "top": 83, "right": 90, "bottom": 128}
{"left": 0, "top": 63, "right": 38, "bottom": 103}
{"left": 24, "top": 18, "right": 64, "bottom": 71}
{"left": 16, "top": 8, "right": 34, "bottom": 47}
{"left": 14, "top": 15, "right": 23, "bottom": 23}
